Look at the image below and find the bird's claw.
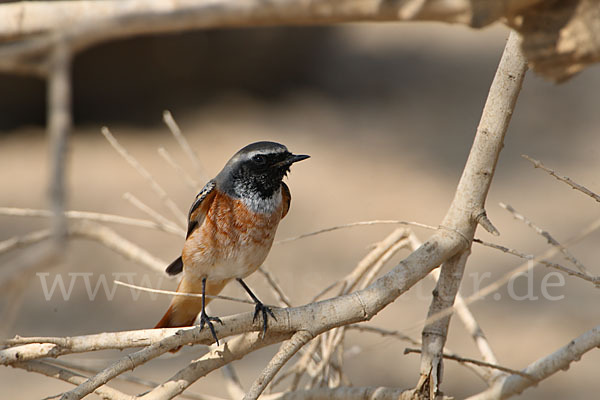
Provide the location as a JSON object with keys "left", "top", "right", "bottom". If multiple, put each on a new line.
{"left": 199, "top": 311, "right": 223, "bottom": 345}
{"left": 253, "top": 302, "right": 276, "bottom": 339}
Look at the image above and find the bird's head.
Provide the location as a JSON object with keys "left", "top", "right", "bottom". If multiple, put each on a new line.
{"left": 218, "top": 141, "right": 309, "bottom": 199}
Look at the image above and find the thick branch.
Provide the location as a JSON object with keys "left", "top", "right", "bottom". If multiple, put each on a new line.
{"left": 47, "top": 38, "right": 71, "bottom": 244}
{"left": 58, "top": 229, "right": 462, "bottom": 400}
{"left": 417, "top": 250, "right": 470, "bottom": 397}
{"left": 140, "top": 332, "right": 293, "bottom": 400}
{"left": 0, "top": 0, "right": 542, "bottom": 39}
{"left": 416, "top": 30, "right": 527, "bottom": 396}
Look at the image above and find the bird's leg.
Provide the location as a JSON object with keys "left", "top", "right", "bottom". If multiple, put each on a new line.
{"left": 199, "top": 277, "right": 223, "bottom": 345}
{"left": 237, "top": 278, "right": 276, "bottom": 338}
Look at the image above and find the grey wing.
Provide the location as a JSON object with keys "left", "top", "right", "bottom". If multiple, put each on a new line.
{"left": 186, "top": 180, "right": 217, "bottom": 239}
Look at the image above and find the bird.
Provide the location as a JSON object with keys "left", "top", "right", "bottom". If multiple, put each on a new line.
{"left": 154, "top": 141, "right": 309, "bottom": 347}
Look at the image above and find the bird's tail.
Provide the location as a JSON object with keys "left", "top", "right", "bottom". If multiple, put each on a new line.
{"left": 155, "top": 277, "right": 228, "bottom": 329}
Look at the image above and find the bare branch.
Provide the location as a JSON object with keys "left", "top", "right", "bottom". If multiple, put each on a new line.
{"left": 467, "top": 324, "right": 600, "bottom": 400}
{"left": 244, "top": 331, "right": 313, "bottom": 400}
{"left": 0, "top": 0, "right": 540, "bottom": 40}
{"left": 264, "top": 386, "right": 449, "bottom": 400}
{"left": 0, "top": 207, "right": 183, "bottom": 235}
{"left": 407, "top": 232, "right": 501, "bottom": 379}
{"left": 416, "top": 30, "right": 527, "bottom": 395}
{"left": 69, "top": 222, "right": 167, "bottom": 275}
{"left": 417, "top": 250, "right": 470, "bottom": 398}
{"left": 275, "top": 221, "right": 434, "bottom": 245}
{"left": 1, "top": 327, "right": 187, "bottom": 364}
{"left": 345, "top": 324, "right": 420, "bottom": 346}
{"left": 140, "top": 332, "right": 293, "bottom": 400}
{"left": 473, "top": 238, "right": 600, "bottom": 286}
{"left": 47, "top": 38, "right": 71, "bottom": 245}
{"left": 12, "top": 360, "right": 133, "bottom": 400}
{"left": 56, "top": 225, "right": 463, "bottom": 399}
{"left": 163, "top": 110, "right": 205, "bottom": 179}
{"left": 339, "top": 228, "right": 409, "bottom": 295}
{"left": 113, "top": 280, "right": 254, "bottom": 305}
{"left": 158, "top": 147, "right": 200, "bottom": 191}
{"left": 500, "top": 202, "right": 590, "bottom": 275}
{"left": 222, "top": 364, "right": 246, "bottom": 400}
{"left": 49, "top": 359, "right": 226, "bottom": 400}
{"left": 414, "top": 216, "right": 600, "bottom": 332}
{"left": 405, "top": 349, "right": 534, "bottom": 381}
{"left": 258, "top": 266, "right": 293, "bottom": 307}
{"left": 101, "top": 127, "right": 187, "bottom": 227}
{"left": 522, "top": 155, "right": 600, "bottom": 203}
{"left": 122, "top": 192, "right": 185, "bottom": 236}
{"left": 0, "top": 222, "right": 168, "bottom": 291}
{"left": 0, "top": 228, "right": 51, "bottom": 255}
{"left": 349, "top": 323, "right": 490, "bottom": 383}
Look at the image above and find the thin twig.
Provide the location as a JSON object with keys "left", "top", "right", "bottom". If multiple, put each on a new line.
{"left": 0, "top": 207, "right": 183, "bottom": 236}
{"left": 258, "top": 266, "right": 293, "bottom": 307}
{"left": 70, "top": 221, "right": 167, "bottom": 275}
{"left": 467, "top": 324, "right": 600, "bottom": 400}
{"left": 275, "top": 221, "right": 434, "bottom": 245}
{"left": 114, "top": 280, "right": 254, "bottom": 305}
{"left": 345, "top": 325, "right": 420, "bottom": 346}
{"left": 163, "top": 110, "right": 205, "bottom": 178}
{"left": 404, "top": 348, "right": 535, "bottom": 380}
{"left": 473, "top": 238, "right": 599, "bottom": 286}
{"left": 122, "top": 192, "right": 185, "bottom": 236}
{"left": 347, "top": 323, "right": 490, "bottom": 383}
{"left": 12, "top": 360, "right": 132, "bottom": 400}
{"left": 500, "top": 202, "right": 590, "bottom": 275}
{"left": 522, "top": 155, "right": 600, "bottom": 203}
{"left": 222, "top": 364, "right": 246, "bottom": 400}
{"left": 0, "top": 228, "right": 51, "bottom": 255}
{"left": 49, "top": 359, "right": 225, "bottom": 400}
{"left": 411, "top": 216, "right": 600, "bottom": 332}
{"left": 158, "top": 147, "right": 200, "bottom": 191}
{"left": 101, "top": 126, "right": 187, "bottom": 226}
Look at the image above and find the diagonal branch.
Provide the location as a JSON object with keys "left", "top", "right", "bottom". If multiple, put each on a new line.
{"left": 408, "top": 233, "right": 501, "bottom": 381}
{"left": 417, "top": 250, "right": 470, "bottom": 398}
{"left": 140, "top": 332, "right": 293, "bottom": 400}
{"left": 467, "top": 324, "right": 600, "bottom": 400}
{"left": 101, "top": 127, "right": 187, "bottom": 227}
{"left": 12, "top": 360, "right": 133, "bottom": 400}
{"left": 244, "top": 331, "right": 314, "bottom": 400}
{"left": 500, "top": 202, "right": 590, "bottom": 275}
{"left": 58, "top": 227, "right": 464, "bottom": 400}
{"left": 416, "top": 30, "right": 528, "bottom": 396}
{"left": 522, "top": 155, "right": 600, "bottom": 203}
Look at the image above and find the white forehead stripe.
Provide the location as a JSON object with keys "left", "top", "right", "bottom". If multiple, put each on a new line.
{"left": 245, "top": 147, "right": 287, "bottom": 159}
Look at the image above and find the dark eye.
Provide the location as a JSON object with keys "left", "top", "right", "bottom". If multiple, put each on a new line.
{"left": 252, "top": 154, "right": 267, "bottom": 165}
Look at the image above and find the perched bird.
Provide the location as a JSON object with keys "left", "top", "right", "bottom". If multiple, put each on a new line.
{"left": 155, "top": 141, "right": 309, "bottom": 346}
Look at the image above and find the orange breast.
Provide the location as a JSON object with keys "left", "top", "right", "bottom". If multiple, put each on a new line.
{"left": 182, "top": 191, "right": 283, "bottom": 282}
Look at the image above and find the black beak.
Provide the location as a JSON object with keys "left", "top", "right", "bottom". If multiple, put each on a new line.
{"left": 275, "top": 153, "right": 310, "bottom": 167}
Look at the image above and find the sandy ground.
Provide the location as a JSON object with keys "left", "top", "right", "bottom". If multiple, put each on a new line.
{"left": 1, "top": 23, "right": 600, "bottom": 399}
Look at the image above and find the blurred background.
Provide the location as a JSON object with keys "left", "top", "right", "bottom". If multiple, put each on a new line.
{"left": 1, "top": 22, "right": 599, "bottom": 399}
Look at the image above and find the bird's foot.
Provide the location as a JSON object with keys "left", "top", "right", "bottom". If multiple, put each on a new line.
{"left": 253, "top": 302, "right": 276, "bottom": 339}
{"left": 199, "top": 311, "right": 223, "bottom": 345}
